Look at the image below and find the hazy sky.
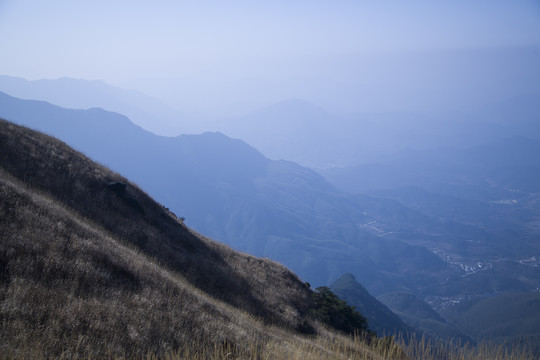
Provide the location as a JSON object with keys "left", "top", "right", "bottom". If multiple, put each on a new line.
{"left": 1, "top": 0, "right": 540, "bottom": 115}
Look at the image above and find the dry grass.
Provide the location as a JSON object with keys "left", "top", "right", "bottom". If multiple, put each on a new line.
{"left": 0, "top": 330, "right": 399, "bottom": 360}
{"left": 0, "top": 118, "right": 313, "bottom": 330}
{"left": 0, "top": 118, "right": 312, "bottom": 357}
{"left": 0, "top": 172, "right": 388, "bottom": 358}
{"left": 2, "top": 333, "right": 535, "bottom": 359}
{"left": 397, "top": 333, "right": 537, "bottom": 360}
{"left": 1, "top": 167, "right": 258, "bottom": 357}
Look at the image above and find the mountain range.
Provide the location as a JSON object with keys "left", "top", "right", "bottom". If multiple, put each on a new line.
{"left": 0, "top": 75, "right": 188, "bottom": 136}
{"left": 1, "top": 79, "right": 539, "bottom": 349}
{"left": 218, "top": 95, "right": 540, "bottom": 169}
{"left": 0, "top": 90, "right": 453, "bottom": 292}
{"left": 5, "top": 75, "right": 538, "bottom": 170}
{"left": 2, "top": 117, "right": 405, "bottom": 358}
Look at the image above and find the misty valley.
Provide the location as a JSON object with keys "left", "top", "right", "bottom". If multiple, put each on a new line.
{"left": 1, "top": 72, "right": 539, "bottom": 358}
{"left": 3, "top": 1, "right": 540, "bottom": 357}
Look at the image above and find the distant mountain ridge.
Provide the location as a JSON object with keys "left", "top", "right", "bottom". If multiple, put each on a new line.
{"left": 322, "top": 135, "right": 540, "bottom": 199}
{"left": 219, "top": 93, "right": 540, "bottom": 169}
{"left": 4, "top": 75, "right": 538, "bottom": 170}
{"left": 2, "top": 90, "right": 540, "bottom": 346}
{"left": 220, "top": 98, "right": 380, "bottom": 167}
{"left": 0, "top": 75, "right": 187, "bottom": 135}
{"left": 0, "top": 90, "right": 453, "bottom": 291}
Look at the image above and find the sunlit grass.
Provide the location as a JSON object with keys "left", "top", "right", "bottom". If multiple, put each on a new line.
{"left": 2, "top": 334, "right": 536, "bottom": 360}
{"left": 398, "top": 333, "right": 536, "bottom": 360}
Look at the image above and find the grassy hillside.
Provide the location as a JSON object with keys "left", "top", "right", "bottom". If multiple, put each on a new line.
{"left": 0, "top": 117, "right": 311, "bottom": 329}
{"left": 0, "top": 118, "right": 343, "bottom": 357}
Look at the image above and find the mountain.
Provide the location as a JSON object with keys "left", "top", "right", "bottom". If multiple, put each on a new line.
{"left": 2, "top": 91, "right": 540, "bottom": 345}
{"left": 1, "top": 118, "right": 402, "bottom": 358}
{"left": 219, "top": 98, "right": 373, "bottom": 168}
{"left": 0, "top": 90, "right": 455, "bottom": 293}
{"left": 330, "top": 273, "right": 412, "bottom": 337}
{"left": 0, "top": 75, "right": 188, "bottom": 136}
{"left": 217, "top": 98, "right": 463, "bottom": 168}
{"left": 218, "top": 91, "right": 540, "bottom": 169}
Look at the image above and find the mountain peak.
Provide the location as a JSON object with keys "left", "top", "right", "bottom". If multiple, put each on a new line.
{"left": 331, "top": 273, "right": 412, "bottom": 337}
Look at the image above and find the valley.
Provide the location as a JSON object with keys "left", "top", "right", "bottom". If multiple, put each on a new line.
{"left": 1, "top": 76, "right": 539, "bottom": 354}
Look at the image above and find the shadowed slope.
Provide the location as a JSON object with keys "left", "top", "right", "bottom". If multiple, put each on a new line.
{"left": 0, "top": 118, "right": 319, "bottom": 356}
{"left": 0, "top": 167, "right": 267, "bottom": 356}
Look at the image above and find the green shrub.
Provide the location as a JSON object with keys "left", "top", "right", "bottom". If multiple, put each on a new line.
{"left": 309, "top": 286, "right": 369, "bottom": 335}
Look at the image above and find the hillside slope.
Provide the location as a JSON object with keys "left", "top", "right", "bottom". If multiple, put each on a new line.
{"left": 0, "top": 119, "right": 324, "bottom": 357}
{"left": 0, "top": 90, "right": 455, "bottom": 293}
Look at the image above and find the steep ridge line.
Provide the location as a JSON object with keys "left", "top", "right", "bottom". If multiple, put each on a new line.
{"left": 0, "top": 118, "right": 314, "bottom": 331}
{"left": 0, "top": 167, "right": 391, "bottom": 359}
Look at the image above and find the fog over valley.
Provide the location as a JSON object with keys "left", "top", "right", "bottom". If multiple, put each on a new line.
{"left": 1, "top": 1, "right": 540, "bottom": 358}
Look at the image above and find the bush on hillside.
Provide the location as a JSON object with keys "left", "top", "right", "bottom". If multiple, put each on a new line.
{"left": 309, "top": 286, "right": 369, "bottom": 335}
